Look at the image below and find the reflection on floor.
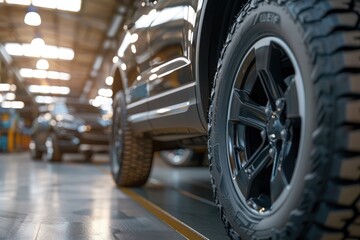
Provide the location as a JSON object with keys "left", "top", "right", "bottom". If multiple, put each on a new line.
{"left": 0, "top": 152, "right": 228, "bottom": 240}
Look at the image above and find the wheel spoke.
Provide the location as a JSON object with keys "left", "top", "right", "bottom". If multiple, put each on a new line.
{"left": 255, "top": 45, "right": 283, "bottom": 107}
{"left": 229, "top": 89, "right": 267, "bottom": 130}
{"left": 270, "top": 141, "right": 289, "bottom": 202}
{"left": 284, "top": 76, "right": 300, "bottom": 119}
{"left": 235, "top": 143, "right": 272, "bottom": 199}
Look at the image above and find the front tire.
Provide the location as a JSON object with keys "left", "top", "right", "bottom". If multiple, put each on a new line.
{"left": 45, "top": 133, "right": 62, "bottom": 162}
{"left": 110, "top": 91, "right": 153, "bottom": 187}
{"left": 29, "top": 139, "right": 42, "bottom": 160}
{"left": 208, "top": 0, "right": 360, "bottom": 239}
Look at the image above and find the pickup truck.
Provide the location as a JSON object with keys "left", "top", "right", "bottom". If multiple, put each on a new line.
{"left": 109, "top": 0, "right": 359, "bottom": 239}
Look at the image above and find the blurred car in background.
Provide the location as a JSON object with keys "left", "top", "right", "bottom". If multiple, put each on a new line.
{"left": 29, "top": 101, "right": 111, "bottom": 162}
{"left": 160, "top": 149, "right": 207, "bottom": 167}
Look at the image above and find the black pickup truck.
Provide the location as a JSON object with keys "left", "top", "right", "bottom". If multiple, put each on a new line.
{"left": 109, "top": 0, "right": 359, "bottom": 239}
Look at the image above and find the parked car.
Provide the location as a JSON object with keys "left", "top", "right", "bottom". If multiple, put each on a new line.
{"left": 109, "top": 0, "right": 359, "bottom": 239}
{"left": 29, "top": 102, "right": 111, "bottom": 162}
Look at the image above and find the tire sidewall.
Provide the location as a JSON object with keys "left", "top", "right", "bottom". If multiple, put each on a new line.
{"left": 110, "top": 91, "right": 126, "bottom": 183}
{"left": 210, "top": 3, "right": 315, "bottom": 238}
{"left": 46, "top": 133, "right": 61, "bottom": 162}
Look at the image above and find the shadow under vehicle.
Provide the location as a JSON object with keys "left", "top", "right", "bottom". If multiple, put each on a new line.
{"left": 29, "top": 102, "right": 111, "bottom": 162}
{"left": 109, "top": 0, "right": 359, "bottom": 239}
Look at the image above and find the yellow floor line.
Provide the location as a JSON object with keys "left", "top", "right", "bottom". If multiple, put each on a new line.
{"left": 97, "top": 165, "right": 208, "bottom": 239}
{"left": 121, "top": 187, "right": 209, "bottom": 240}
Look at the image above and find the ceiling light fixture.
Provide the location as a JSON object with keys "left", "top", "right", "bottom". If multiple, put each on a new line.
{"left": 31, "top": 37, "right": 45, "bottom": 48}
{"left": 35, "top": 96, "right": 54, "bottom": 104}
{"left": 1, "top": 101, "right": 24, "bottom": 109}
{"left": 24, "top": 5, "right": 41, "bottom": 26}
{"left": 5, "top": 0, "right": 31, "bottom": 5}
{"left": 0, "top": 83, "right": 16, "bottom": 92}
{"left": 5, "top": 43, "right": 74, "bottom": 60}
{"left": 5, "top": 93, "right": 16, "bottom": 101}
{"left": 98, "top": 88, "right": 113, "bottom": 98}
{"left": 6, "top": 0, "right": 81, "bottom": 12}
{"left": 20, "top": 68, "right": 71, "bottom": 80}
{"left": 36, "top": 59, "right": 49, "bottom": 70}
{"left": 28, "top": 85, "right": 70, "bottom": 95}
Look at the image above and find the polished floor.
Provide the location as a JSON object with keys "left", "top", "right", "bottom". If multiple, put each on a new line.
{"left": 0, "top": 152, "right": 228, "bottom": 240}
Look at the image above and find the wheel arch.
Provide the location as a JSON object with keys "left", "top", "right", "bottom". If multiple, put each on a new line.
{"left": 195, "top": 0, "right": 247, "bottom": 124}
{"left": 112, "top": 66, "right": 123, "bottom": 98}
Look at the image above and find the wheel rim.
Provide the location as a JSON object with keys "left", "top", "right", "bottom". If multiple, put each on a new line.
{"left": 227, "top": 37, "right": 305, "bottom": 214}
{"left": 111, "top": 99, "right": 122, "bottom": 175}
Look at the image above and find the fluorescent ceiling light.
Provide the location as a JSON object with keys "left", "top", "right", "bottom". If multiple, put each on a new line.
{"left": 5, "top": 92, "right": 16, "bottom": 100}
{"left": 6, "top": 0, "right": 82, "bottom": 12}
{"left": 57, "top": 0, "right": 81, "bottom": 12}
{"left": 4, "top": 43, "right": 23, "bottom": 56}
{"left": 5, "top": 43, "right": 74, "bottom": 60}
{"left": 0, "top": 83, "right": 11, "bottom": 91}
{"left": 20, "top": 68, "right": 71, "bottom": 80}
{"left": 0, "top": 83, "right": 16, "bottom": 92}
{"left": 90, "top": 96, "right": 112, "bottom": 107}
{"left": 5, "top": 0, "right": 31, "bottom": 5}
{"left": 98, "top": 88, "right": 113, "bottom": 98}
{"left": 1, "top": 101, "right": 24, "bottom": 109}
{"left": 35, "top": 95, "right": 54, "bottom": 104}
{"left": 29, "top": 85, "right": 70, "bottom": 95}
{"left": 32, "top": 0, "right": 56, "bottom": 9}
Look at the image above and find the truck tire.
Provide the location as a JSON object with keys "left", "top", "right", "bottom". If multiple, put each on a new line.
{"left": 110, "top": 91, "right": 153, "bottom": 187}
{"left": 208, "top": 0, "right": 360, "bottom": 239}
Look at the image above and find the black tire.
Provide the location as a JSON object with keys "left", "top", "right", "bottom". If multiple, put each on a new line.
{"left": 83, "top": 151, "right": 93, "bottom": 161}
{"left": 208, "top": 1, "right": 360, "bottom": 239}
{"left": 160, "top": 149, "right": 203, "bottom": 167}
{"left": 29, "top": 139, "right": 42, "bottom": 160}
{"left": 110, "top": 91, "right": 153, "bottom": 187}
{"left": 45, "top": 133, "right": 62, "bottom": 162}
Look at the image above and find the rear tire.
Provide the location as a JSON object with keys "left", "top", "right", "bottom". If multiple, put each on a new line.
{"left": 110, "top": 91, "right": 153, "bottom": 187}
{"left": 208, "top": 0, "right": 360, "bottom": 239}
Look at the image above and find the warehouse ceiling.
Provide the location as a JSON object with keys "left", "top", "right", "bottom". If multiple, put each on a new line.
{"left": 0, "top": 0, "right": 131, "bottom": 116}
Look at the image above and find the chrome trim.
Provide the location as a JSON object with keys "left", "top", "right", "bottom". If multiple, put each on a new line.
{"left": 128, "top": 100, "right": 194, "bottom": 123}
{"left": 127, "top": 82, "right": 196, "bottom": 109}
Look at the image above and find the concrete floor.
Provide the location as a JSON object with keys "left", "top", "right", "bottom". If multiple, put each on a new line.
{"left": 0, "top": 152, "right": 228, "bottom": 240}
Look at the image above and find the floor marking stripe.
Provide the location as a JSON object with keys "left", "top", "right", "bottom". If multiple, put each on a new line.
{"left": 97, "top": 165, "right": 209, "bottom": 239}
{"left": 121, "top": 187, "right": 209, "bottom": 240}
{"left": 149, "top": 178, "right": 217, "bottom": 207}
